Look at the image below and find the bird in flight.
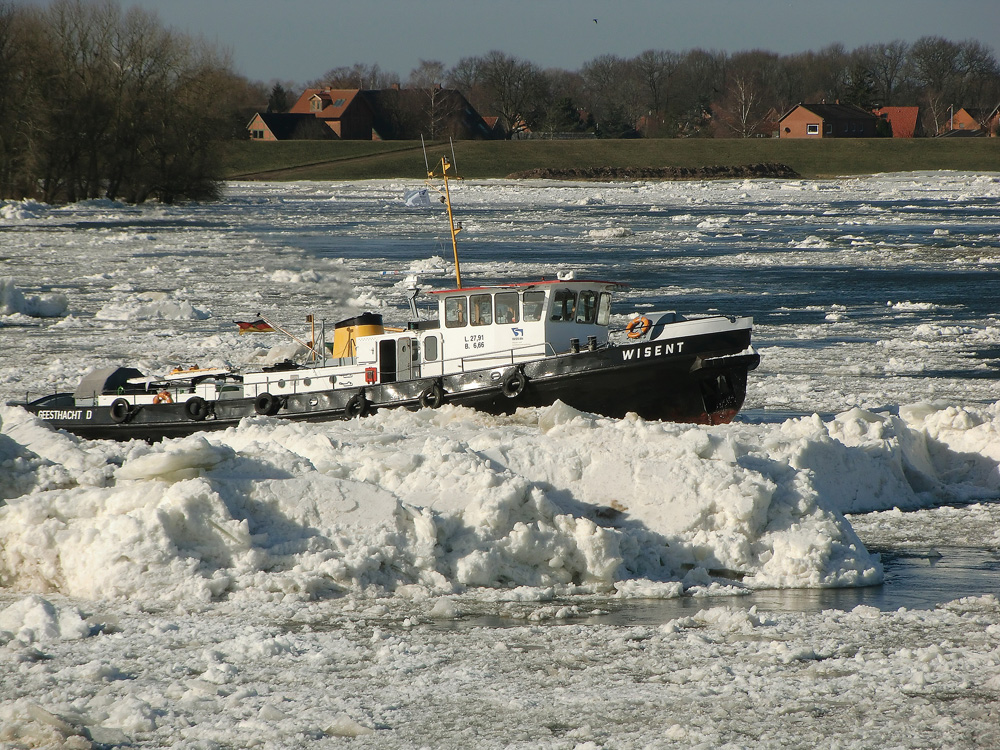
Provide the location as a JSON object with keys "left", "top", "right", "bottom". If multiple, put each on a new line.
{"left": 593, "top": 18, "right": 598, "bottom": 23}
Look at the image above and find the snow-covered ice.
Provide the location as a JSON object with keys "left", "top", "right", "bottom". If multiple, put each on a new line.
{"left": 1, "top": 174, "right": 999, "bottom": 748}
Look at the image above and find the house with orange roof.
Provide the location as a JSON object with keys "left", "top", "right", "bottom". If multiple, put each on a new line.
{"left": 873, "top": 107, "right": 922, "bottom": 138}
{"left": 938, "top": 106, "right": 1000, "bottom": 136}
{"left": 285, "top": 88, "right": 376, "bottom": 140}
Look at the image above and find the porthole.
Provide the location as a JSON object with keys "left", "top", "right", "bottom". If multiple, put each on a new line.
{"left": 303, "top": 378, "right": 312, "bottom": 386}
{"left": 277, "top": 379, "right": 286, "bottom": 388}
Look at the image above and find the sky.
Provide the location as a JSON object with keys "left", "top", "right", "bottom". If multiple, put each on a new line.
{"left": 79, "top": 0, "right": 1000, "bottom": 84}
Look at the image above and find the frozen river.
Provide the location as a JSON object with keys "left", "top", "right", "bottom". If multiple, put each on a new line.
{"left": 1, "top": 173, "right": 999, "bottom": 748}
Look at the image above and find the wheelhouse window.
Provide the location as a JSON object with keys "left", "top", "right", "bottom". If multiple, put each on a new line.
{"left": 444, "top": 296, "right": 467, "bottom": 328}
{"left": 576, "top": 290, "right": 598, "bottom": 324}
{"left": 522, "top": 291, "right": 545, "bottom": 322}
{"left": 470, "top": 294, "right": 492, "bottom": 326}
{"left": 550, "top": 289, "right": 577, "bottom": 322}
{"left": 495, "top": 292, "right": 519, "bottom": 324}
{"left": 596, "top": 292, "right": 612, "bottom": 325}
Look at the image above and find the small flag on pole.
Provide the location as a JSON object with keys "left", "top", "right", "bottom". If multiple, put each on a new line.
{"left": 235, "top": 319, "right": 275, "bottom": 335}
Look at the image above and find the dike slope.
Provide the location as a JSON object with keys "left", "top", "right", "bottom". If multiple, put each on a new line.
{"left": 508, "top": 163, "right": 799, "bottom": 180}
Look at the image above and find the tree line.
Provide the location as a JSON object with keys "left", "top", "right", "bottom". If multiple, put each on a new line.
{"left": 3, "top": 2, "right": 998, "bottom": 204}
{"left": 308, "top": 39, "right": 1000, "bottom": 139}
{"left": 0, "top": 0, "right": 254, "bottom": 203}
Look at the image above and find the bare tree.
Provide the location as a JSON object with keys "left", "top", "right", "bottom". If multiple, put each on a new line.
{"left": 632, "top": 49, "right": 681, "bottom": 135}
{"left": 477, "top": 50, "right": 546, "bottom": 138}
{"left": 714, "top": 50, "right": 781, "bottom": 137}
{"left": 408, "top": 59, "right": 449, "bottom": 139}
{"left": 580, "top": 54, "right": 643, "bottom": 136}
{"left": 908, "top": 36, "right": 1000, "bottom": 132}
{"left": 855, "top": 41, "right": 910, "bottom": 105}
{"left": 0, "top": 0, "right": 243, "bottom": 203}
{"left": 0, "top": 0, "right": 34, "bottom": 196}
{"left": 670, "top": 49, "right": 726, "bottom": 136}
{"left": 313, "top": 63, "right": 398, "bottom": 90}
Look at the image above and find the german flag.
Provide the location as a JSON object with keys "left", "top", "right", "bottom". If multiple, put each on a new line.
{"left": 235, "top": 319, "right": 275, "bottom": 335}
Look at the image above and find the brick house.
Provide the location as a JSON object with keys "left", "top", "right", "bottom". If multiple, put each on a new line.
{"left": 247, "top": 112, "right": 340, "bottom": 141}
{"left": 873, "top": 107, "right": 922, "bottom": 138}
{"left": 938, "top": 106, "right": 1000, "bottom": 136}
{"left": 249, "top": 86, "right": 499, "bottom": 141}
{"left": 284, "top": 88, "right": 376, "bottom": 140}
{"left": 778, "top": 103, "right": 878, "bottom": 138}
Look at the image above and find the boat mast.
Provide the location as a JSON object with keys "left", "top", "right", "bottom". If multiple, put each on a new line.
{"left": 427, "top": 153, "right": 463, "bottom": 289}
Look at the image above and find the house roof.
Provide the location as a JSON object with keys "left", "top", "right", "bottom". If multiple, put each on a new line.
{"left": 874, "top": 106, "right": 920, "bottom": 138}
{"left": 249, "top": 112, "right": 338, "bottom": 140}
{"left": 779, "top": 102, "right": 877, "bottom": 122}
{"left": 288, "top": 89, "right": 364, "bottom": 119}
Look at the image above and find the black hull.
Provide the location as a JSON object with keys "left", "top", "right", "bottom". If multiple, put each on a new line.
{"left": 21, "top": 330, "right": 758, "bottom": 442}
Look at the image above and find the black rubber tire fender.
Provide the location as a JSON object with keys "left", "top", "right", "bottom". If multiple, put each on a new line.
{"left": 110, "top": 397, "right": 132, "bottom": 423}
{"left": 345, "top": 393, "right": 370, "bottom": 418}
{"left": 185, "top": 396, "right": 209, "bottom": 421}
{"left": 254, "top": 392, "right": 281, "bottom": 416}
{"left": 418, "top": 382, "right": 445, "bottom": 409}
{"left": 501, "top": 368, "right": 527, "bottom": 398}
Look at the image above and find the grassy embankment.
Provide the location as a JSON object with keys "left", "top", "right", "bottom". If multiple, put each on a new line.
{"left": 221, "top": 138, "right": 1000, "bottom": 182}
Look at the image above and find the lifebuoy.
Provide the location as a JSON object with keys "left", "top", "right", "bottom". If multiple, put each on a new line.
{"left": 345, "top": 393, "right": 370, "bottom": 418}
{"left": 625, "top": 316, "right": 651, "bottom": 339}
{"left": 185, "top": 396, "right": 209, "bottom": 421}
{"left": 254, "top": 392, "right": 281, "bottom": 416}
{"left": 153, "top": 390, "right": 173, "bottom": 404}
{"left": 418, "top": 382, "right": 444, "bottom": 409}
{"left": 501, "top": 368, "right": 527, "bottom": 398}
{"left": 109, "top": 398, "right": 132, "bottom": 423}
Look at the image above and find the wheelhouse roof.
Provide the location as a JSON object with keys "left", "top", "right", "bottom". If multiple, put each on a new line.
{"left": 429, "top": 279, "right": 626, "bottom": 295}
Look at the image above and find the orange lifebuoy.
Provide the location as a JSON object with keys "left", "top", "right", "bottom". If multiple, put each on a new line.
{"left": 625, "top": 316, "right": 651, "bottom": 339}
{"left": 153, "top": 390, "right": 173, "bottom": 404}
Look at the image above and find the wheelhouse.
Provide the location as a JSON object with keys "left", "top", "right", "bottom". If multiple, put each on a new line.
{"left": 428, "top": 279, "right": 620, "bottom": 373}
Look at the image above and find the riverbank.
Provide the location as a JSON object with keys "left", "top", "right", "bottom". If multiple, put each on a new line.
{"left": 222, "top": 138, "right": 1000, "bottom": 181}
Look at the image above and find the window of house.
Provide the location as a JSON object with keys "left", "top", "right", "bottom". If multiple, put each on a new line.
{"left": 494, "top": 292, "right": 519, "bottom": 324}
{"left": 824, "top": 123, "right": 833, "bottom": 134}
{"left": 444, "top": 296, "right": 467, "bottom": 328}
{"left": 470, "top": 294, "right": 492, "bottom": 326}
{"left": 332, "top": 98, "right": 346, "bottom": 107}
{"left": 310, "top": 98, "right": 322, "bottom": 112}
{"left": 807, "top": 124, "right": 819, "bottom": 134}
{"left": 251, "top": 129, "right": 264, "bottom": 140}
{"left": 522, "top": 291, "right": 545, "bottom": 322}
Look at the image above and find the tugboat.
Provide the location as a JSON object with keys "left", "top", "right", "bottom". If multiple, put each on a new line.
{"left": 17, "top": 158, "right": 760, "bottom": 441}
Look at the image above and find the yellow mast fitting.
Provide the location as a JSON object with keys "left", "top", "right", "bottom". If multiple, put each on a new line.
{"left": 428, "top": 156, "right": 463, "bottom": 289}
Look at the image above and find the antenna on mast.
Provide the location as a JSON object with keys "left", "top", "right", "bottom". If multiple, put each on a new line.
{"left": 450, "top": 137, "right": 458, "bottom": 176}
